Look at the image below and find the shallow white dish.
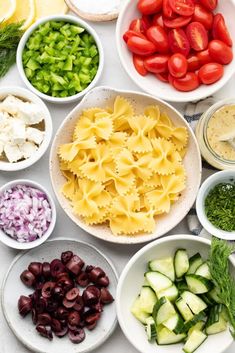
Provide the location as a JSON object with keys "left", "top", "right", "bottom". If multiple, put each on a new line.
{"left": 17, "top": 15, "right": 104, "bottom": 104}
{"left": 0, "top": 179, "right": 56, "bottom": 250}
{"left": 0, "top": 86, "right": 52, "bottom": 171}
{"left": 196, "top": 170, "right": 235, "bottom": 240}
{"left": 1, "top": 238, "right": 118, "bottom": 353}
{"left": 50, "top": 85, "right": 201, "bottom": 244}
{"left": 116, "top": 0, "right": 235, "bottom": 103}
{"left": 116, "top": 234, "right": 234, "bottom": 353}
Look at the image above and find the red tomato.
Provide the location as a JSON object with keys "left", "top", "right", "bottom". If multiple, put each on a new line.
{"left": 144, "top": 54, "right": 170, "bottom": 73}
{"left": 173, "top": 72, "right": 200, "bottom": 91}
{"left": 163, "top": 15, "right": 192, "bottom": 28}
{"left": 169, "top": 0, "right": 195, "bottom": 16}
{"left": 123, "top": 30, "right": 146, "bottom": 43}
{"left": 163, "top": 0, "right": 176, "bottom": 18}
{"left": 187, "top": 53, "right": 201, "bottom": 71}
{"left": 196, "top": 49, "right": 212, "bottom": 65}
{"left": 152, "top": 13, "right": 164, "bottom": 27}
{"left": 129, "top": 19, "right": 145, "bottom": 33}
{"left": 142, "top": 15, "right": 152, "bottom": 30}
{"left": 127, "top": 36, "right": 157, "bottom": 55}
{"left": 192, "top": 4, "right": 213, "bottom": 30}
{"left": 168, "top": 28, "right": 190, "bottom": 57}
{"left": 186, "top": 22, "right": 208, "bottom": 51}
{"left": 168, "top": 53, "right": 188, "bottom": 77}
{"left": 212, "top": 13, "right": 233, "bottom": 47}
{"left": 146, "top": 26, "right": 169, "bottom": 53}
{"left": 138, "top": 0, "right": 163, "bottom": 15}
{"left": 168, "top": 73, "right": 175, "bottom": 85}
{"left": 208, "top": 40, "right": 233, "bottom": 65}
{"left": 198, "top": 63, "right": 224, "bottom": 84}
{"left": 133, "top": 55, "right": 148, "bottom": 76}
{"left": 198, "top": 0, "right": 217, "bottom": 11}
{"left": 155, "top": 72, "right": 169, "bottom": 82}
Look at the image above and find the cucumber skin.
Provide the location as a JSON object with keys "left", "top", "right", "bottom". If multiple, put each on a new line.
{"left": 187, "top": 253, "right": 203, "bottom": 275}
{"left": 185, "top": 274, "right": 214, "bottom": 294}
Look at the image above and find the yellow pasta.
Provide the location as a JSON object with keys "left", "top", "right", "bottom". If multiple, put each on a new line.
{"left": 58, "top": 96, "right": 189, "bottom": 236}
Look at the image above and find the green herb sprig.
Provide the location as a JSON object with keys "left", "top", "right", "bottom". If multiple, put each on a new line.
{"left": 205, "top": 181, "right": 235, "bottom": 232}
{"left": 0, "top": 21, "right": 24, "bottom": 78}
{"left": 209, "top": 237, "right": 235, "bottom": 337}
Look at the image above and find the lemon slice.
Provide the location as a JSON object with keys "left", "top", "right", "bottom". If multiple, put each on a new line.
{"left": 0, "top": 0, "right": 16, "bottom": 22}
{"left": 35, "top": 0, "right": 68, "bottom": 20}
{"left": 8, "top": 0, "right": 35, "bottom": 30}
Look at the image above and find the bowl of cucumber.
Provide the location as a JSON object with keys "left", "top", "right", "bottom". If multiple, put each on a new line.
{"left": 116, "top": 235, "right": 235, "bottom": 353}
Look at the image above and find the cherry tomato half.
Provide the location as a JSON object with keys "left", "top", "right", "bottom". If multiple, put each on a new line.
{"left": 127, "top": 36, "right": 157, "bottom": 55}
{"left": 146, "top": 26, "right": 169, "bottom": 53}
{"left": 198, "top": 0, "right": 217, "bottom": 11}
{"left": 173, "top": 72, "right": 200, "bottom": 91}
{"left": 144, "top": 54, "right": 170, "bottom": 73}
{"left": 129, "top": 18, "right": 145, "bottom": 33}
{"left": 212, "top": 13, "right": 233, "bottom": 47}
{"left": 187, "top": 53, "right": 201, "bottom": 71}
{"left": 198, "top": 62, "right": 224, "bottom": 84}
{"left": 169, "top": 0, "right": 195, "bottom": 16}
{"left": 138, "top": 0, "right": 163, "bottom": 15}
{"left": 163, "top": 15, "right": 192, "bottom": 28}
{"left": 163, "top": 0, "right": 176, "bottom": 18}
{"left": 193, "top": 4, "right": 213, "bottom": 30}
{"left": 186, "top": 22, "right": 208, "bottom": 51}
{"left": 133, "top": 55, "right": 148, "bottom": 76}
{"left": 208, "top": 40, "right": 233, "bottom": 65}
{"left": 123, "top": 30, "right": 146, "bottom": 43}
{"left": 168, "top": 28, "right": 190, "bottom": 57}
{"left": 168, "top": 53, "right": 188, "bottom": 78}
{"left": 152, "top": 13, "right": 164, "bottom": 27}
{"left": 196, "top": 49, "right": 212, "bottom": 65}
{"left": 155, "top": 72, "right": 169, "bottom": 82}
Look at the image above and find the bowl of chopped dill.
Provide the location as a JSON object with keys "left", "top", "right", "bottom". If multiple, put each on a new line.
{"left": 196, "top": 170, "right": 235, "bottom": 240}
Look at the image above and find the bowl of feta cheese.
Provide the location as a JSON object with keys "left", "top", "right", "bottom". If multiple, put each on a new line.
{"left": 0, "top": 86, "right": 52, "bottom": 171}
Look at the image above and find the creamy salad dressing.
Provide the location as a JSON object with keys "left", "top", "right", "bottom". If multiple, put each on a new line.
{"left": 206, "top": 105, "right": 235, "bottom": 161}
{"left": 70, "top": 0, "right": 121, "bottom": 14}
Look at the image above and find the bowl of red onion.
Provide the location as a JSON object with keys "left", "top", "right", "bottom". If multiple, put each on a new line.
{"left": 0, "top": 179, "right": 56, "bottom": 249}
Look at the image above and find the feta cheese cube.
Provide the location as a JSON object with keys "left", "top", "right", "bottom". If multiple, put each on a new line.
{"left": 17, "top": 102, "right": 44, "bottom": 125}
{"left": 26, "top": 127, "right": 44, "bottom": 145}
{"left": 20, "top": 141, "right": 38, "bottom": 159}
{"left": 4, "top": 144, "right": 24, "bottom": 163}
{"left": 9, "top": 118, "right": 26, "bottom": 145}
{"left": 0, "top": 95, "right": 23, "bottom": 115}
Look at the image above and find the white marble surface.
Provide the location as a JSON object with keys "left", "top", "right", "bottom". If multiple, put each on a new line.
{"left": 0, "top": 18, "right": 235, "bottom": 353}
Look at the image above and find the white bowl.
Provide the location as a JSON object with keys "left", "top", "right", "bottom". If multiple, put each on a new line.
{"left": 0, "top": 86, "right": 52, "bottom": 171}
{"left": 16, "top": 15, "right": 104, "bottom": 104}
{"left": 196, "top": 170, "right": 235, "bottom": 240}
{"left": 0, "top": 179, "right": 56, "bottom": 250}
{"left": 116, "top": 0, "right": 235, "bottom": 103}
{"left": 116, "top": 234, "right": 234, "bottom": 353}
{"left": 50, "top": 85, "right": 202, "bottom": 244}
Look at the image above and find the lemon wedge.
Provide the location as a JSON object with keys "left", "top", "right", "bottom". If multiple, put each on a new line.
{"left": 0, "top": 0, "right": 16, "bottom": 22}
{"left": 8, "top": 0, "right": 35, "bottom": 30}
{"left": 35, "top": 0, "right": 68, "bottom": 20}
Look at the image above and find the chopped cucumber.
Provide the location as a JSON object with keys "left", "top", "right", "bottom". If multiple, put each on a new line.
{"left": 188, "top": 322, "right": 205, "bottom": 336}
{"left": 206, "top": 314, "right": 227, "bottom": 335}
{"left": 182, "top": 312, "right": 207, "bottom": 333}
{"left": 175, "top": 297, "right": 194, "bottom": 321}
{"left": 158, "top": 284, "right": 179, "bottom": 302}
{"left": 195, "top": 262, "right": 211, "bottom": 280}
{"left": 185, "top": 274, "right": 213, "bottom": 294}
{"left": 149, "top": 257, "right": 175, "bottom": 282}
{"left": 145, "top": 271, "right": 172, "bottom": 295}
{"left": 131, "top": 296, "right": 150, "bottom": 324}
{"left": 181, "top": 291, "right": 207, "bottom": 315}
{"left": 156, "top": 326, "right": 186, "bottom": 345}
{"left": 145, "top": 317, "right": 157, "bottom": 341}
{"left": 187, "top": 253, "right": 203, "bottom": 275}
{"left": 183, "top": 330, "right": 207, "bottom": 353}
{"left": 139, "top": 286, "right": 157, "bottom": 314}
{"left": 208, "top": 287, "right": 222, "bottom": 304}
{"left": 206, "top": 304, "right": 228, "bottom": 335}
{"left": 153, "top": 297, "right": 176, "bottom": 325}
{"left": 177, "top": 280, "right": 189, "bottom": 294}
{"left": 200, "top": 293, "right": 215, "bottom": 307}
{"left": 174, "top": 249, "right": 189, "bottom": 278}
{"left": 163, "top": 313, "right": 184, "bottom": 334}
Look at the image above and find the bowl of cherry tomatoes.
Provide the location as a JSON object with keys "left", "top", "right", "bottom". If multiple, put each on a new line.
{"left": 116, "top": 0, "right": 235, "bottom": 102}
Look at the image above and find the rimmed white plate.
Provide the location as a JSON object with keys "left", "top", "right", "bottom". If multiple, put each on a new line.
{"left": 1, "top": 238, "right": 118, "bottom": 353}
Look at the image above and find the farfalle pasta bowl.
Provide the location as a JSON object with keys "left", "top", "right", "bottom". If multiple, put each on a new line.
{"left": 50, "top": 86, "right": 201, "bottom": 244}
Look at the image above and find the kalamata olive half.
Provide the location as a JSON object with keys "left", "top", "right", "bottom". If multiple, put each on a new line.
{"left": 20, "top": 270, "right": 36, "bottom": 287}
{"left": 37, "top": 313, "right": 51, "bottom": 325}
{"left": 89, "top": 267, "right": 105, "bottom": 283}
{"left": 36, "top": 325, "right": 53, "bottom": 341}
{"left": 54, "top": 326, "right": 68, "bottom": 337}
{"left": 76, "top": 272, "right": 90, "bottom": 287}
{"left": 85, "top": 265, "right": 94, "bottom": 273}
{"left": 82, "top": 286, "right": 100, "bottom": 306}
{"left": 86, "top": 321, "right": 97, "bottom": 330}
{"left": 18, "top": 295, "right": 32, "bottom": 317}
{"left": 97, "top": 275, "right": 110, "bottom": 287}
{"left": 61, "top": 251, "right": 73, "bottom": 264}
{"left": 63, "top": 297, "right": 76, "bottom": 309}
{"left": 66, "top": 287, "right": 79, "bottom": 301}
{"left": 66, "top": 255, "right": 84, "bottom": 276}
{"left": 28, "top": 262, "right": 42, "bottom": 277}
{"left": 50, "top": 259, "right": 66, "bottom": 278}
{"left": 68, "top": 311, "right": 80, "bottom": 326}
{"left": 91, "top": 301, "right": 103, "bottom": 313}
{"left": 35, "top": 298, "right": 47, "bottom": 314}
{"left": 57, "top": 276, "right": 73, "bottom": 293}
{"left": 52, "top": 286, "right": 64, "bottom": 301}
{"left": 85, "top": 312, "right": 101, "bottom": 325}
{"left": 100, "top": 288, "right": 114, "bottom": 304}
{"left": 51, "top": 318, "right": 62, "bottom": 332}
{"left": 42, "top": 262, "right": 51, "bottom": 278}
{"left": 73, "top": 296, "right": 84, "bottom": 312}
{"left": 46, "top": 300, "right": 59, "bottom": 312}
{"left": 68, "top": 328, "right": 85, "bottom": 344}
{"left": 42, "top": 281, "right": 56, "bottom": 298}
{"left": 56, "top": 306, "right": 69, "bottom": 320}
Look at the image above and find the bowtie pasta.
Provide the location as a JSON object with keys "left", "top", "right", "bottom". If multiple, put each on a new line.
{"left": 58, "top": 96, "right": 188, "bottom": 236}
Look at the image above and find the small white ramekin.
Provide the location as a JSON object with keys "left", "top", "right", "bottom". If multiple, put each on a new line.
{"left": 0, "top": 179, "right": 56, "bottom": 250}
{"left": 0, "top": 86, "right": 52, "bottom": 172}
{"left": 16, "top": 15, "right": 104, "bottom": 104}
{"left": 196, "top": 170, "right": 235, "bottom": 240}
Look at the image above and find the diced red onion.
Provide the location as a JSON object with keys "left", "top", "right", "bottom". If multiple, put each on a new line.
{"left": 0, "top": 184, "right": 52, "bottom": 243}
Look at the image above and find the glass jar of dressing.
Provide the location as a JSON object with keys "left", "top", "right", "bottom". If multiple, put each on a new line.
{"left": 196, "top": 98, "right": 235, "bottom": 170}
